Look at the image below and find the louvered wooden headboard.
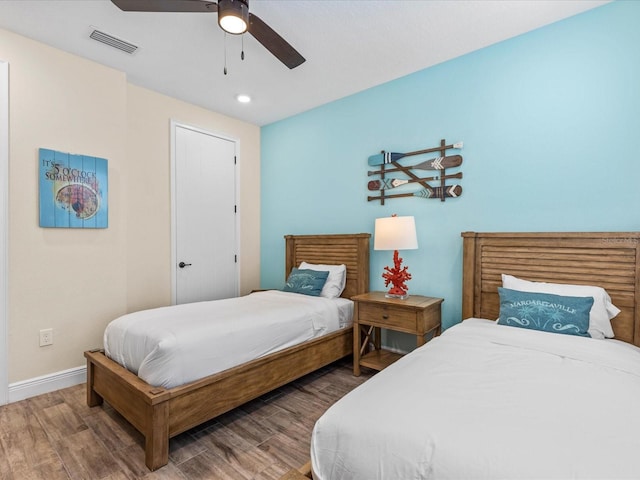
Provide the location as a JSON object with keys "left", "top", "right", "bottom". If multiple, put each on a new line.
{"left": 462, "top": 232, "right": 640, "bottom": 346}
{"left": 285, "top": 233, "right": 370, "bottom": 299}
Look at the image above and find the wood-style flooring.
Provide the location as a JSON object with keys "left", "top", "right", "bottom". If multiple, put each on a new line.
{"left": 0, "top": 358, "right": 372, "bottom": 480}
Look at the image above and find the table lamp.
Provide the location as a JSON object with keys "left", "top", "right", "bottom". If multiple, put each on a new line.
{"left": 374, "top": 214, "right": 418, "bottom": 299}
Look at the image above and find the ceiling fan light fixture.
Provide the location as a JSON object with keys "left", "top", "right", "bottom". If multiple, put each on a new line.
{"left": 218, "top": 0, "right": 249, "bottom": 35}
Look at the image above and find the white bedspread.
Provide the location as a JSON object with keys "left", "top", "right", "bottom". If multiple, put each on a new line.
{"left": 311, "top": 319, "right": 640, "bottom": 480}
{"left": 104, "top": 290, "right": 352, "bottom": 389}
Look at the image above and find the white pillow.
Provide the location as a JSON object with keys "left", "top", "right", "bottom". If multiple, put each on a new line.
{"left": 502, "top": 274, "right": 620, "bottom": 339}
{"left": 299, "top": 262, "right": 346, "bottom": 299}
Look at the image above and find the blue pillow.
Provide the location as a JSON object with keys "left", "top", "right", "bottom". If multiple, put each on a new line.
{"left": 282, "top": 268, "right": 329, "bottom": 296}
{"left": 497, "top": 287, "right": 593, "bottom": 337}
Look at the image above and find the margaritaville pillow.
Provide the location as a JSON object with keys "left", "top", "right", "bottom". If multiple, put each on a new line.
{"left": 497, "top": 287, "right": 593, "bottom": 338}
{"left": 282, "top": 268, "right": 329, "bottom": 296}
{"left": 502, "top": 274, "right": 620, "bottom": 339}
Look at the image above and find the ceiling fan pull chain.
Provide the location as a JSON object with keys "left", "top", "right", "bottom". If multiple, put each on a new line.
{"left": 224, "top": 32, "right": 228, "bottom": 75}
{"left": 241, "top": 34, "right": 245, "bottom": 61}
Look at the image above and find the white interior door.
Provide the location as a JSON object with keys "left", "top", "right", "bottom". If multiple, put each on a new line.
{"left": 0, "top": 61, "right": 8, "bottom": 405}
{"left": 172, "top": 123, "right": 238, "bottom": 304}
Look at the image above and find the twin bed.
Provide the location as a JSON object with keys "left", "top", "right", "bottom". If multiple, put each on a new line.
{"left": 84, "top": 233, "right": 370, "bottom": 471}
{"left": 310, "top": 231, "right": 640, "bottom": 479}
{"left": 86, "top": 230, "right": 640, "bottom": 477}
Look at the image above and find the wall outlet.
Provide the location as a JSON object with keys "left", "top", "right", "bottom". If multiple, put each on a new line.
{"left": 39, "top": 328, "right": 53, "bottom": 347}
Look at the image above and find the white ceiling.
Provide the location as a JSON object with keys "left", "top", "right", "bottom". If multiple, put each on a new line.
{"left": 0, "top": 0, "right": 609, "bottom": 126}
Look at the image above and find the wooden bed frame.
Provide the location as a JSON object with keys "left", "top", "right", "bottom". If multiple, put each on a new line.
{"left": 84, "top": 233, "right": 370, "bottom": 471}
{"left": 462, "top": 231, "right": 640, "bottom": 346}
{"left": 303, "top": 231, "right": 640, "bottom": 479}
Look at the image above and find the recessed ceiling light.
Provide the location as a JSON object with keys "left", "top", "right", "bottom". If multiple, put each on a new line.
{"left": 236, "top": 94, "right": 251, "bottom": 104}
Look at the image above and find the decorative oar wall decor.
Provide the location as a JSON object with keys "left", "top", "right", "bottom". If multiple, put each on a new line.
{"left": 367, "top": 139, "right": 463, "bottom": 204}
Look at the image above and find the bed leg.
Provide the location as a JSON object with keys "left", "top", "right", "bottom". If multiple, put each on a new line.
{"left": 86, "top": 357, "right": 103, "bottom": 407}
{"left": 298, "top": 461, "right": 312, "bottom": 477}
{"left": 145, "top": 402, "right": 170, "bottom": 471}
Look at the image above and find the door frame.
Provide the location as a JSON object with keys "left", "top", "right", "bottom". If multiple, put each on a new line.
{"left": 169, "top": 120, "right": 240, "bottom": 305}
{"left": 0, "top": 61, "right": 9, "bottom": 405}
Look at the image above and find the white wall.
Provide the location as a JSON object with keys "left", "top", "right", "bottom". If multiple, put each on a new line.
{"left": 0, "top": 27, "right": 260, "bottom": 388}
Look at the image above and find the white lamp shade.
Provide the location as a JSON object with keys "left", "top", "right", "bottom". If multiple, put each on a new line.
{"left": 374, "top": 216, "right": 418, "bottom": 251}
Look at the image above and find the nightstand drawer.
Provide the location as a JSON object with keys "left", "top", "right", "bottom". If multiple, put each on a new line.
{"left": 358, "top": 302, "right": 417, "bottom": 331}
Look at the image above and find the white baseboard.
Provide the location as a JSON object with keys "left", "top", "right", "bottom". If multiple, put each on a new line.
{"left": 384, "top": 345, "right": 409, "bottom": 355}
{"left": 363, "top": 342, "right": 409, "bottom": 356}
{"left": 8, "top": 365, "right": 86, "bottom": 403}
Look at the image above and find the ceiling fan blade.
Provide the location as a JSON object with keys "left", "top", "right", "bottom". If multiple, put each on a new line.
{"left": 248, "top": 13, "right": 305, "bottom": 69}
{"left": 111, "top": 0, "right": 217, "bottom": 13}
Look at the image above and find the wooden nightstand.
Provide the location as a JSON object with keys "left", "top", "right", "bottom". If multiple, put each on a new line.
{"left": 352, "top": 292, "right": 443, "bottom": 376}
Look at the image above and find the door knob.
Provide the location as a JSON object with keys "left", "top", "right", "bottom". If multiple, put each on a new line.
{"left": 178, "top": 262, "right": 192, "bottom": 268}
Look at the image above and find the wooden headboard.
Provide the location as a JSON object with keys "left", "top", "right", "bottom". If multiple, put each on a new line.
{"left": 462, "top": 232, "right": 640, "bottom": 346}
{"left": 285, "top": 233, "right": 370, "bottom": 299}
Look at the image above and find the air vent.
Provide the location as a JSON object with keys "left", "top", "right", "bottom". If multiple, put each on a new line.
{"left": 89, "top": 29, "right": 138, "bottom": 54}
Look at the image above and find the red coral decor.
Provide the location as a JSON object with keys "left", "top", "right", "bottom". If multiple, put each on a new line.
{"left": 382, "top": 250, "right": 412, "bottom": 298}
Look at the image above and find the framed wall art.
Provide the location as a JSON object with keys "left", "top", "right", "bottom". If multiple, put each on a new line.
{"left": 39, "top": 148, "right": 108, "bottom": 228}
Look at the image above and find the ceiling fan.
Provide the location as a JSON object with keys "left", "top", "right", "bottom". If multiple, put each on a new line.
{"left": 110, "top": 0, "right": 305, "bottom": 69}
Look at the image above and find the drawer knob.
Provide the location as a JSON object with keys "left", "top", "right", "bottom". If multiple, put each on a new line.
{"left": 382, "top": 314, "right": 389, "bottom": 319}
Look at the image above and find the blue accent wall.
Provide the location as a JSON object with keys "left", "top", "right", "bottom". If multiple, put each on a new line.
{"left": 261, "top": 1, "right": 640, "bottom": 350}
